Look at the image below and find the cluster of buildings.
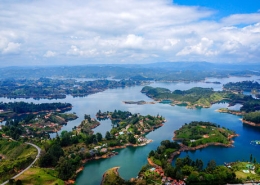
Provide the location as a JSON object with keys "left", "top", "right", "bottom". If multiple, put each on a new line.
{"left": 149, "top": 167, "right": 186, "bottom": 185}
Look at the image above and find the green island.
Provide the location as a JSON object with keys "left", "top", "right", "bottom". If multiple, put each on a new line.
{"left": 101, "top": 123, "right": 260, "bottom": 185}
{"left": 122, "top": 100, "right": 156, "bottom": 105}
{"left": 0, "top": 139, "right": 38, "bottom": 183}
{"left": 141, "top": 86, "right": 260, "bottom": 112}
{"left": 223, "top": 81, "right": 260, "bottom": 94}
{"left": 141, "top": 86, "right": 228, "bottom": 108}
{"left": 0, "top": 78, "right": 145, "bottom": 99}
{"left": 242, "top": 112, "right": 260, "bottom": 127}
{"left": 0, "top": 110, "right": 166, "bottom": 184}
{"left": 173, "top": 121, "right": 238, "bottom": 147}
{"left": 0, "top": 102, "right": 77, "bottom": 140}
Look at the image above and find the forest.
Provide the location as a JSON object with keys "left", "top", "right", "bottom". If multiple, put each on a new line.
{"left": 223, "top": 81, "right": 260, "bottom": 92}
{"left": 0, "top": 78, "right": 144, "bottom": 99}
{"left": 173, "top": 121, "right": 236, "bottom": 147}
{"left": 243, "top": 112, "right": 260, "bottom": 124}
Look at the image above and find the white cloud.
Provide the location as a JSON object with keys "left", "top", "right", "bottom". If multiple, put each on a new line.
{"left": 44, "top": 50, "right": 56, "bottom": 57}
{"left": 122, "top": 34, "right": 144, "bottom": 48}
{"left": 177, "top": 37, "right": 216, "bottom": 56}
{"left": 2, "top": 42, "right": 21, "bottom": 54}
{"left": 222, "top": 13, "right": 260, "bottom": 25}
{"left": 0, "top": 0, "right": 260, "bottom": 65}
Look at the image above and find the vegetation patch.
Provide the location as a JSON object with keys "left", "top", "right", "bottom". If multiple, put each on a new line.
{"left": 173, "top": 121, "right": 237, "bottom": 147}
{"left": 0, "top": 139, "right": 37, "bottom": 183}
{"left": 14, "top": 167, "right": 64, "bottom": 185}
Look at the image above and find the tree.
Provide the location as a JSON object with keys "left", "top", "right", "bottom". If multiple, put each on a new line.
{"left": 206, "top": 160, "right": 216, "bottom": 172}
{"left": 149, "top": 150, "right": 155, "bottom": 157}
{"left": 96, "top": 132, "right": 102, "bottom": 142}
{"left": 56, "top": 157, "right": 75, "bottom": 180}
{"left": 105, "top": 131, "right": 111, "bottom": 140}
{"left": 128, "top": 134, "right": 136, "bottom": 144}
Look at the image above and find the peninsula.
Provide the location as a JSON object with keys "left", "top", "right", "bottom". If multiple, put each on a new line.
{"left": 141, "top": 86, "right": 260, "bottom": 111}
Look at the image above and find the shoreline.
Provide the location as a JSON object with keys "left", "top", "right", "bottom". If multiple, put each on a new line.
{"left": 170, "top": 133, "right": 239, "bottom": 162}
{"left": 100, "top": 166, "right": 120, "bottom": 185}
{"left": 242, "top": 119, "right": 260, "bottom": 127}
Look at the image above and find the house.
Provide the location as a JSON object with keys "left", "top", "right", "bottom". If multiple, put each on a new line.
{"left": 89, "top": 149, "right": 97, "bottom": 156}
{"left": 100, "top": 148, "right": 107, "bottom": 153}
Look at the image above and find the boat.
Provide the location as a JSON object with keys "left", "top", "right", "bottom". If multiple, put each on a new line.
{"left": 250, "top": 140, "right": 260, "bottom": 145}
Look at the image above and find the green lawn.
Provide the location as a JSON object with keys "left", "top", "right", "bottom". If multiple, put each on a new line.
{"left": 14, "top": 167, "right": 64, "bottom": 185}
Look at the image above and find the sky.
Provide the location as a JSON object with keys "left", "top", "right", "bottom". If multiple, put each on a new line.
{"left": 0, "top": 0, "right": 260, "bottom": 66}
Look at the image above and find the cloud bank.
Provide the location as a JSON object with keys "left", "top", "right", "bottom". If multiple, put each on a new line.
{"left": 0, "top": 0, "right": 259, "bottom": 65}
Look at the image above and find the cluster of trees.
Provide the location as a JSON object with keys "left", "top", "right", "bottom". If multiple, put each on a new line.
{"left": 0, "top": 78, "right": 143, "bottom": 99}
{"left": 147, "top": 140, "right": 240, "bottom": 185}
{"left": 243, "top": 112, "right": 260, "bottom": 124}
{"left": 1, "top": 119, "right": 26, "bottom": 140}
{"left": 174, "top": 156, "right": 238, "bottom": 184}
{"left": 223, "top": 81, "right": 260, "bottom": 92}
{"left": 110, "top": 110, "right": 132, "bottom": 120}
{"left": 39, "top": 135, "right": 83, "bottom": 180}
{"left": 0, "top": 102, "right": 72, "bottom": 114}
{"left": 149, "top": 140, "right": 180, "bottom": 168}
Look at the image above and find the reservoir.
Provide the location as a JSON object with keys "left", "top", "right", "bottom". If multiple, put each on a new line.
{"left": 1, "top": 76, "right": 260, "bottom": 185}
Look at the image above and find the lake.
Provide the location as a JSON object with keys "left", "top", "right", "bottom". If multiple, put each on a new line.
{"left": 1, "top": 75, "right": 260, "bottom": 185}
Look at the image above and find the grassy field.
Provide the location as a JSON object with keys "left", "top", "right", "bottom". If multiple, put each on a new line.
{"left": 13, "top": 167, "right": 64, "bottom": 185}
{"left": 231, "top": 162, "right": 260, "bottom": 182}
{"left": 0, "top": 139, "right": 37, "bottom": 183}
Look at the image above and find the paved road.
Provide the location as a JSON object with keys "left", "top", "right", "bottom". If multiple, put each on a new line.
{"left": 1, "top": 142, "right": 41, "bottom": 185}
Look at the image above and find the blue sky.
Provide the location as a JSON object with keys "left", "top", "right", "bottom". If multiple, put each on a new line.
{"left": 174, "top": 0, "right": 260, "bottom": 16}
{"left": 0, "top": 0, "right": 260, "bottom": 66}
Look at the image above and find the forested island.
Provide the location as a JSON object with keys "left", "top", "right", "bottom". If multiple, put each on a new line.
{"left": 0, "top": 78, "right": 144, "bottom": 99}
{"left": 223, "top": 81, "right": 260, "bottom": 94}
{"left": 173, "top": 121, "right": 237, "bottom": 147}
{"left": 0, "top": 102, "right": 72, "bottom": 116}
{"left": 242, "top": 112, "right": 260, "bottom": 127}
{"left": 0, "top": 102, "right": 77, "bottom": 139}
{"left": 141, "top": 86, "right": 260, "bottom": 111}
{"left": 96, "top": 110, "right": 166, "bottom": 144}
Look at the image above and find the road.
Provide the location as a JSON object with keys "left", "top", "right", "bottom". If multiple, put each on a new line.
{"left": 1, "top": 142, "right": 41, "bottom": 185}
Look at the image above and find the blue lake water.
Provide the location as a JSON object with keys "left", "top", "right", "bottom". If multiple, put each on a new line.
{"left": 1, "top": 75, "right": 260, "bottom": 185}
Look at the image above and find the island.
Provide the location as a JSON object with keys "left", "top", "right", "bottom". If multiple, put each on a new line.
{"left": 141, "top": 86, "right": 229, "bottom": 108}
{"left": 122, "top": 100, "right": 155, "bottom": 105}
{"left": 0, "top": 78, "right": 145, "bottom": 99}
{"left": 0, "top": 102, "right": 77, "bottom": 139}
{"left": 223, "top": 81, "right": 260, "bottom": 94}
{"left": 173, "top": 121, "right": 238, "bottom": 148}
{"left": 95, "top": 110, "right": 166, "bottom": 146}
{"left": 205, "top": 81, "right": 221, "bottom": 84}
{"left": 141, "top": 86, "right": 260, "bottom": 111}
{"left": 242, "top": 111, "right": 260, "bottom": 127}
